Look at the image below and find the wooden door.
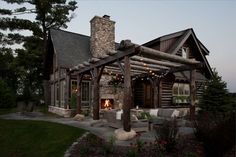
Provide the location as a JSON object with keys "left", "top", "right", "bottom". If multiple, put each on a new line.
{"left": 144, "top": 83, "right": 153, "bottom": 108}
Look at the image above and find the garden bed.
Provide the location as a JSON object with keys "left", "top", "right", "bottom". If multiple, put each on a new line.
{"left": 70, "top": 132, "right": 205, "bottom": 157}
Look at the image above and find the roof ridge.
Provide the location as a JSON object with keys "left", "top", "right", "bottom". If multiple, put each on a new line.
{"left": 158, "top": 28, "right": 192, "bottom": 40}
{"left": 50, "top": 28, "right": 90, "bottom": 38}
{"left": 142, "top": 28, "right": 192, "bottom": 46}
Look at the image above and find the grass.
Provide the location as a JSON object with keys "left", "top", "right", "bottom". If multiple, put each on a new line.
{"left": 0, "top": 108, "right": 17, "bottom": 115}
{"left": 0, "top": 119, "right": 85, "bottom": 157}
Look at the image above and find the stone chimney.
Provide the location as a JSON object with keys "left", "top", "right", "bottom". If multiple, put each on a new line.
{"left": 90, "top": 15, "right": 115, "bottom": 58}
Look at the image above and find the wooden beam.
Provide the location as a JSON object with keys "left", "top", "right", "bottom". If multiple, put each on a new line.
{"left": 168, "top": 29, "right": 191, "bottom": 54}
{"left": 105, "top": 67, "right": 143, "bottom": 76}
{"left": 113, "top": 62, "right": 168, "bottom": 73}
{"left": 123, "top": 56, "right": 131, "bottom": 132}
{"left": 130, "top": 60, "right": 170, "bottom": 70}
{"left": 58, "top": 67, "right": 61, "bottom": 108}
{"left": 117, "top": 60, "right": 125, "bottom": 75}
{"left": 106, "top": 65, "right": 147, "bottom": 75}
{"left": 153, "top": 78, "right": 159, "bottom": 108}
{"left": 98, "top": 66, "right": 104, "bottom": 82}
{"left": 77, "top": 74, "right": 83, "bottom": 114}
{"left": 136, "top": 46, "right": 200, "bottom": 65}
{"left": 78, "top": 46, "right": 137, "bottom": 74}
{"left": 65, "top": 74, "right": 70, "bottom": 109}
{"left": 158, "top": 79, "right": 162, "bottom": 107}
{"left": 131, "top": 56, "right": 182, "bottom": 68}
{"left": 90, "top": 70, "right": 94, "bottom": 79}
{"left": 190, "top": 69, "right": 196, "bottom": 120}
{"left": 92, "top": 67, "right": 100, "bottom": 120}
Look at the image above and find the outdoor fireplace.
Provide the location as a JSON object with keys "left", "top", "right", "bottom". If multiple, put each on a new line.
{"left": 101, "top": 99, "right": 114, "bottom": 110}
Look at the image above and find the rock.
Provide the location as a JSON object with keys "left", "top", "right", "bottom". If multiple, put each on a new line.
{"left": 114, "top": 128, "right": 136, "bottom": 141}
{"left": 73, "top": 114, "right": 85, "bottom": 121}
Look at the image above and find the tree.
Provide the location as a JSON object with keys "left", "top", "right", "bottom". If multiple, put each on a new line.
{"left": 0, "top": 79, "right": 16, "bottom": 108}
{"left": 0, "top": 0, "right": 78, "bottom": 105}
{"left": 195, "top": 69, "right": 235, "bottom": 157}
{"left": 199, "top": 68, "right": 235, "bottom": 116}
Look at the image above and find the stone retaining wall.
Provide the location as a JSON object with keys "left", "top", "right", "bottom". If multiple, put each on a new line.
{"left": 48, "top": 106, "right": 76, "bottom": 117}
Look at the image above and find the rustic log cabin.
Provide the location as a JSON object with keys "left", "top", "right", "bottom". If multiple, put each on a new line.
{"left": 46, "top": 15, "right": 212, "bottom": 125}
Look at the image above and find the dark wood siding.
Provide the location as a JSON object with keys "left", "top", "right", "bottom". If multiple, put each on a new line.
{"left": 161, "top": 74, "right": 175, "bottom": 107}
{"left": 160, "top": 37, "right": 179, "bottom": 52}
{"left": 161, "top": 81, "right": 173, "bottom": 107}
{"left": 134, "top": 81, "right": 144, "bottom": 107}
{"left": 196, "top": 81, "right": 205, "bottom": 99}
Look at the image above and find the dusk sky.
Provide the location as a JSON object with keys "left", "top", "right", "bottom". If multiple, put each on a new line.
{"left": 65, "top": 0, "right": 236, "bottom": 92}
{"left": 1, "top": 0, "right": 236, "bottom": 92}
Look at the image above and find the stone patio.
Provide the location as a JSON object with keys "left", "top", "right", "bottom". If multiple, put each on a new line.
{"left": 0, "top": 111, "right": 194, "bottom": 146}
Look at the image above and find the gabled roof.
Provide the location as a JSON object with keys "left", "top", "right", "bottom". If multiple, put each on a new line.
{"left": 143, "top": 28, "right": 213, "bottom": 78}
{"left": 143, "top": 29, "right": 188, "bottom": 47}
{"left": 49, "top": 29, "right": 91, "bottom": 68}
{"left": 143, "top": 28, "right": 209, "bottom": 55}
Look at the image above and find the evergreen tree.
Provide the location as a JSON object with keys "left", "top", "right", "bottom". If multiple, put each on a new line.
{"left": 0, "top": 0, "right": 77, "bottom": 105}
{"left": 199, "top": 69, "right": 235, "bottom": 116}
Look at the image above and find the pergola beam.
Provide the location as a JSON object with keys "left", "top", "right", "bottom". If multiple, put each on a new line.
{"left": 130, "top": 60, "right": 170, "bottom": 70}
{"left": 131, "top": 56, "right": 182, "bottom": 68}
{"left": 136, "top": 45, "right": 200, "bottom": 65}
{"left": 78, "top": 46, "right": 137, "bottom": 74}
{"left": 104, "top": 67, "right": 143, "bottom": 76}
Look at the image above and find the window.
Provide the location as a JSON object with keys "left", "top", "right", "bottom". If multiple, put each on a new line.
{"left": 173, "top": 83, "right": 190, "bottom": 96}
{"left": 181, "top": 47, "right": 189, "bottom": 59}
{"left": 71, "top": 80, "right": 91, "bottom": 107}
{"left": 173, "top": 83, "right": 190, "bottom": 104}
{"left": 81, "top": 81, "right": 90, "bottom": 107}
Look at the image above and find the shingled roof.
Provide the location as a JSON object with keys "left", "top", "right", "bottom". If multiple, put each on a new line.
{"left": 49, "top": 29, "right": 91, "bottom": 68}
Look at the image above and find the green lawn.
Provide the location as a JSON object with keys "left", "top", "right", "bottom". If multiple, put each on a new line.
{"left": 0, "top": 108, "right": 17, "bottom": 115}
{"left": 0, "top": 119, "right": 85, "bottom": 157}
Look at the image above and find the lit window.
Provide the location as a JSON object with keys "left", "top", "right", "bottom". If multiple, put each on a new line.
{"left": 71, "top": 80, "right": 90, "bottom": 107}
{"left": 172, "top": 83, "right": 190, "bottom": 96}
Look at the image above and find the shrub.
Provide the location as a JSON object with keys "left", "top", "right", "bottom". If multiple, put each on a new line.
{"left": 154, "top": 119, "right": 178, "bottom": 152}
{"left": 0, "top": 79, "right": 16, "bottom": 108}
{"left": 137, "top": 111, "right": 152, "bottom": 120}
{"left": 195, "top": 69, "right": 235, "bottom": 156}
{"left": 195, "top": 112, "right": 235, "bottom": 157}
{"left": 69, "top": 93, "right": 77, "bottom": 109}
{"left": 126, "top": 149, "right": 137, "bottom": 157}
{"left": 102, "top": 135, "right": 116, "bottom": 156}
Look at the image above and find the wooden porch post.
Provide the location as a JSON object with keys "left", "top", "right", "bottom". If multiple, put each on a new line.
{"left": 64, "top": 73, "right": 69, "bottom": 109}
{"left": 123, "top": 56, "right": 131, "bottom": 132}
{"left": 92, "top": 67, "right": 99, "bottom": 120}
{"left": 153, "top": 78, "right": 160, "bottom": 108}
{"left": 92, "top": 66, "right": 104, "bottom": 120}
{"left": 158, "top": 79, "right": 162, "bottom": 108}
{"left": 58, "top": 67, "right": 61, "bottom": 107}
{"left": 77, "top": 74, "right": 83, "bottom": 114}
{"left": 190, "top": 69, "right": 196, "bottom": 120}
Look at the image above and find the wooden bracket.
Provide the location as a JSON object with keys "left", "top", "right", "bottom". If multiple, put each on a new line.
{"left": 117, "top": 60, "right": 125, "bottom": 75}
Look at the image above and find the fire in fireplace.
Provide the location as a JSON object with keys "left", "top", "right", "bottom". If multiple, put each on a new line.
{"left": 101, "top": 99, "right": 114, "bottom": 110}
